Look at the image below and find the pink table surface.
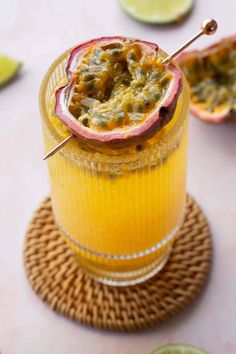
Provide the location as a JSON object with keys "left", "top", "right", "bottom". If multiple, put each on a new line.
{"left": 1, "top": 0, "right": 236, "bottom": 353}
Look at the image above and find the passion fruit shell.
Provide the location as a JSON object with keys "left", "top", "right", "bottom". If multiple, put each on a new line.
{"left": 55, "top": 36, "right": 182, "bottom": 147}
{"left": 177, "top": 35, "right": 236, "bottom": 123}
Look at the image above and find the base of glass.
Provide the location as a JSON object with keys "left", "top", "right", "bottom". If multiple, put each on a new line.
{"left": 75, "top": 247, "right": 172, "bottom": 286}
{"left": 55, "top": 210, "right": 184, "bottom": 287}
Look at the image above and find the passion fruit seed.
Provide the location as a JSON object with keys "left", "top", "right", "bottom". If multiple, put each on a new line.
{"left": 117, "top": 112, "right": 125, "bottom": 124}
{"left": 81, "top": 117, "right": 89, "bottom": 127}
{"left": 149, "top": 71, "right": 159, "bottom": 80}
{"left": 135, "top": 102, "right": 144, "bottom": 113}
{"left": 86, "top": 80, "right": 96, "bottom": 91}
{"left": 136, "top": 144, "right": 143, "bottom": 151}
{"left": 109, "top": 48, "right": 124, "bottom": 57}
{"left": 81, "top": 97, "right": 98, "bottom": 109}
{"left": 150, "top": 91, "right": 161, "bottom": 101}
{"left": 83, "top": 73, "right": 95, "bottom": 81}
{"left": 123, "top": 101, "right": 133, "bottom": 112}
{"left": 160, "top": 74, "right": 171, "bottom": 86}
{"left": 127, "top": 51, "right": 136, "bottom": 61}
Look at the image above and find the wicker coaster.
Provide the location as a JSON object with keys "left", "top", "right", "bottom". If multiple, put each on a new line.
{"left": 24, "top": 195, "right": 212, "bottom": 331}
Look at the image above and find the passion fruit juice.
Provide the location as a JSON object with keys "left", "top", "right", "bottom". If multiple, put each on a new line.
{"left": 40, "top": 43, "right": 189, "bottom": 285}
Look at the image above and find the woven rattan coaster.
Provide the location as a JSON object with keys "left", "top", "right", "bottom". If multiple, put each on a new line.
{"left": 24, "top": 194, "right": 212, "bottom": 331}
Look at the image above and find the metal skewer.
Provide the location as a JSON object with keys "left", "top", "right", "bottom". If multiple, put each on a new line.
{"left": 43, "top": 133, "right": 74, "bottom": 160}
{"left": 43, "top": 18, "right": 217, "bottom": 161}
{"left": 163, "top": 18, "right": 217, "bottom": 64}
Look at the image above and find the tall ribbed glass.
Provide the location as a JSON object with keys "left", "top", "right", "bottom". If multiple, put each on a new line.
{"left": 40, "top": 50, "right": 189, "bottom": 286}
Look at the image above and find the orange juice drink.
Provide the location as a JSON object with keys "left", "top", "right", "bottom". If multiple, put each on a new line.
{"left": 40, "top": 37, "right": 189, "bottom": 285}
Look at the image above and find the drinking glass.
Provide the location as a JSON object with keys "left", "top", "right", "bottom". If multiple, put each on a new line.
{"left": 40, "top": 49, "right": 189, "bottom": 286}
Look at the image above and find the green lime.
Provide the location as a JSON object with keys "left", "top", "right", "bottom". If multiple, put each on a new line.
{"left": 119, "top": 0, "right": 194, "bottom": 24}
{"left": 151, "top": 343, "right": 208, "bottom": 354}
{"left": 0, "top": 55, "right": 22, "bottom": 88}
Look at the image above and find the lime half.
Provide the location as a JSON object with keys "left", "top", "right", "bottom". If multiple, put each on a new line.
{"left": 151, "top": 343, "right": 208, "bottom": 354}
{"left": 119, "top": 0, "right": 194, "bottom": 24}
{"left": 0, "top": 55, "right": 22, "bottom": 88}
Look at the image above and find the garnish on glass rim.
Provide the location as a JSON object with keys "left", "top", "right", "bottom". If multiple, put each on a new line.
{"left": 43, "top": 18, "right": 217, "bottom": 161}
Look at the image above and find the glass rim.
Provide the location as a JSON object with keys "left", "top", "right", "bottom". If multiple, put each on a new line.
{"left": 39, "top": 48, "right": 189, "bottom": 166}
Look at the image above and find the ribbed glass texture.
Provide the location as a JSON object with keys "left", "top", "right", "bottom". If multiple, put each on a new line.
{"left": 39, "top": 49, "right": 189, "bottom": 285}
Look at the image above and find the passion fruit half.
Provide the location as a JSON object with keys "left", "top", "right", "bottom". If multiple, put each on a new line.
{"left": 55, "top": 36, "right": 182, "bottom": 147}
{"left": 177, "top": 35, "right": 236, "bottom": 123}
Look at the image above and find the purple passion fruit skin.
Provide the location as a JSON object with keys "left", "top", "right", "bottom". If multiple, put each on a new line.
{"left": 55, "top": 36, "right": 182, "bottom": 147}
{"left": 177, "top": 35, "right": 236, "bottom": 124}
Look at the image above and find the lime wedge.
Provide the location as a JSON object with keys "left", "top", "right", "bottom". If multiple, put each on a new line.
{"left": 119, "top": 0, "right": 194, "bottom": 24}
{"left": 151, "top": 343, "right": 208, "bottom": 354}
{"left": 0, "top": 55, "right": 22, "bottom": 87}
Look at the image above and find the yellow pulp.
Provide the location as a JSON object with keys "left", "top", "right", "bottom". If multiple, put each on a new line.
{"left": 40, "top": 51, "right": 189, "bottom": 273}
{"left": 180, "top": 42, "right": 236, "bottom": 115}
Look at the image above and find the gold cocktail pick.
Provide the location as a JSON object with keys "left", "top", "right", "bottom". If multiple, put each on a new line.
{"left": 43, "top": 18, "right": 217, "bottom": 161}
{"left": 43, "top": 133, "right": 74, "bottom": 160}
{"left": 163, "top": 18, "right": 217, "bottom": 64}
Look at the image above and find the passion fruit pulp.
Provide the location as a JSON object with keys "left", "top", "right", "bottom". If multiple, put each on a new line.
{"left": 177, "top": 35, "right": 236, "bottom": 123}
{"left": 55, "top": 36, "right": 182, "bottom": 147}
